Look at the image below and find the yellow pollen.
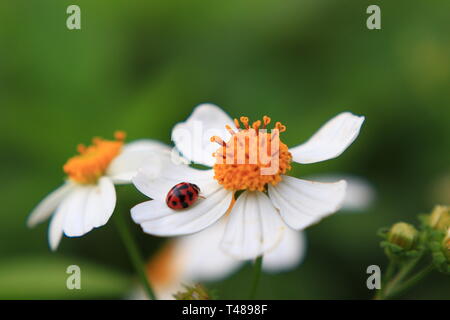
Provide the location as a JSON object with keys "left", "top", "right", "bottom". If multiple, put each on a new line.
{"left": 212, "top": 116, "right": 292, "bottom": 192}
{"left": 63, "top": 131, "right": 125, "bottom": 184}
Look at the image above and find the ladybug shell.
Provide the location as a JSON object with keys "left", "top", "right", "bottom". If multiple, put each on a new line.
{"left": 166, "top": 182, "right": 200, "bottom": 210}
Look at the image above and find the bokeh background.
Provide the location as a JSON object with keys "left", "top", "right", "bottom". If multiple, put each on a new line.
{"left": 1, "top": 0, "right": 449, "bottom": 299}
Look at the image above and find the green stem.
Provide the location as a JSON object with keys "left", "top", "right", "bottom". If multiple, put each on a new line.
{"left": 374, "top": 261, "right": 397, "bottom": 299}
{"left": 384, "top": 260, "right": 397, "bottom": 285}
{"left": 385, "top": 263, "right": 434, "bottom": 299}
{"left": 381, "top": 259, "right": 417, "bottom": 299}
{"left": 114, "top": 211, "right": 156, "bottom": 300}
{"left": 248, "top": 256, "right": 263, "bottom": 300}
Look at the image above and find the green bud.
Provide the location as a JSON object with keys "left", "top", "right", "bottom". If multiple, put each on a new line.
{"left": 429, "top": 205, "right": 450, "bottom": 231}
{"left": 173, "top": 284, "right": 210, "bottom": 300}
{"left": 387, "top": 222, "right": 418, "bottom": 250}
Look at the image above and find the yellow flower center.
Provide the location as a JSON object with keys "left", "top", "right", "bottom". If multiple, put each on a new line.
{"left": 211, "top": 116, "right": 292, "bottom": 192}
{"left": 63, "top": 131, "right": 126, "bottom": 184}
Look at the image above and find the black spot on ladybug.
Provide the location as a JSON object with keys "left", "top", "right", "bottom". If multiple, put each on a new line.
{"left": 191, "top": 184, "right": 200, "bottom": 193}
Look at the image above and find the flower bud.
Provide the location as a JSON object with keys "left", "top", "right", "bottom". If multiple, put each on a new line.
{"left": 173, "top": 284, "right": 210, "bottom": 300}
{"left": 387, "top": 222, "right": 418, "bottom": 250}
{"left": 429, "top": 205, "right": 450, "bottom": 231}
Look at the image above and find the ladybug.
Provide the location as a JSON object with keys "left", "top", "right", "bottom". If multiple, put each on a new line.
{"left": 166, "top": 182, "right": 201, "bottom": 210}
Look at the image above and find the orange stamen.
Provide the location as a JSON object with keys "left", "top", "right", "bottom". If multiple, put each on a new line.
{"left": 63, "top": 131, "right": 125, "bottom": 184}
{"left": 225, "top": 125, "right": 236, "bottom": 136}
{"left": 233, "top": 118, "right": 241, "bottom": 130}
{"left": 210, "top": 136, "right": 226, "bottom": 146}
{"left": 252, "top": 120, "right": 261, "bottom": 132}
{"left": 275, "top": 122, "right": 286, "bottom": 132}
{"left": 211, "top": 116, "right": 291, "bottom": 192}
{"left": 240, "top": 116, "right": 250, "bottom": 129}
{"left": 262, "top": 116, "right": 271, "bottom": 128}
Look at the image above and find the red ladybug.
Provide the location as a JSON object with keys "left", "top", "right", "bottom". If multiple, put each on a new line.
{"left": 166, "top": 182, "right": 201, "bottom": 210}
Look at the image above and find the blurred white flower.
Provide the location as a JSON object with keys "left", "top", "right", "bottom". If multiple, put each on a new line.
{"left": 129, "top": 219, "right": 305, "bottom": 300}
{"left": 27, "top": 132, "right": 170, "bottom": 250}
{"left": 308, "top": 175, "right": 375, "bottom": 212}
{"left": 131, "top": 104, "right": 365, "bottom": 260}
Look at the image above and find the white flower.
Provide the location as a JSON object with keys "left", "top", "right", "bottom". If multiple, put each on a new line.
{"left": 131, "top": 104, "right": 365, "bottom": 259}
{"left": 27, "top": 132, "right": 170, "bottom": 250}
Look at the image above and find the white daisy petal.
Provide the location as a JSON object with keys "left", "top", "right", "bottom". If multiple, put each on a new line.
{"left": 131, "top": 182, "right": 233, "bottom": 236}
{"left": 171, "top": 103, "right": 234, "bottom": 166}
{"left": 221, "top": 191, "right": 285, "bottom": 260}
{"left": 84, "top": 177, "right": 116, "bottom": 230}
{"left": 268, "top": 176, "right": 346, "bottom": 230}
{"left": 61, "top": 187, "right": 91, "bottom": 237}
{"left": 177, "top": 219, "right": 243, "bottom": 282}
{"left": 289, "top": 112, "right": 364, "bottom": 164}
{"left": 263, "top": 229, "right": 306, "bottom": 273}
{"left": 63, "top": 177, "right": 116, "bottom": 237}
{"left": 107, "top": 141, "right": 171, "bottom": 184}
{"left": 48, "top": 200, "right": 69, "bottom": 251}
{"left": 27, "top": 182, "right": 75, "bottom": 227}
{"left": 132, "top": 161, "right": 214, "bottom": 202}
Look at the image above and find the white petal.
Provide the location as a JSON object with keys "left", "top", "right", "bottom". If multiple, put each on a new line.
{"left": 107, "top": 141, "right": 172, "bottom": 184}
{"left": 177, "top": 218, "right": 243, "bottom": 282}
{"left": 263, "top": 229, "right": 306, "bottom": 273}
{"left": 60, "top": 187, "right": 91, "bottom": 237}
{"left": 268, "top": 175, "right": 346, "bottom": 230}
{"left": 221, "top": 191, "right": 286, "bottom": 260}
{"left": 122, "top": 139, "right": 170, "bottom": 153}
{"left": 27, "top": 182, "right": 75, "bottom": 227}
{"left": 131, "top": 182, "right": 233, "bottom": 236}
{"left": 62, "top": 177, "right": 116, "bottom": 237}
{"left": 307, "top": 174, "right": 375, "bottom": 212}
{"left": 171, "top": 103, "right": 234, "bottom": 167}
{"left": 289, "top": 112, "right": 364, "bottom": 164}
{"left": 132, "top": 161, "right": 214, "bottom": 202}
{"left": 48, "top": 199, "right": 70, "bottom": 251}
{"left": 83, "top": 177, "right": 117, "bottom": 231}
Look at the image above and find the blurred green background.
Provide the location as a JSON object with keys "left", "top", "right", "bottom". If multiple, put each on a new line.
{"left": 1, "top": 0, "right": 449, "bottom": 299}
